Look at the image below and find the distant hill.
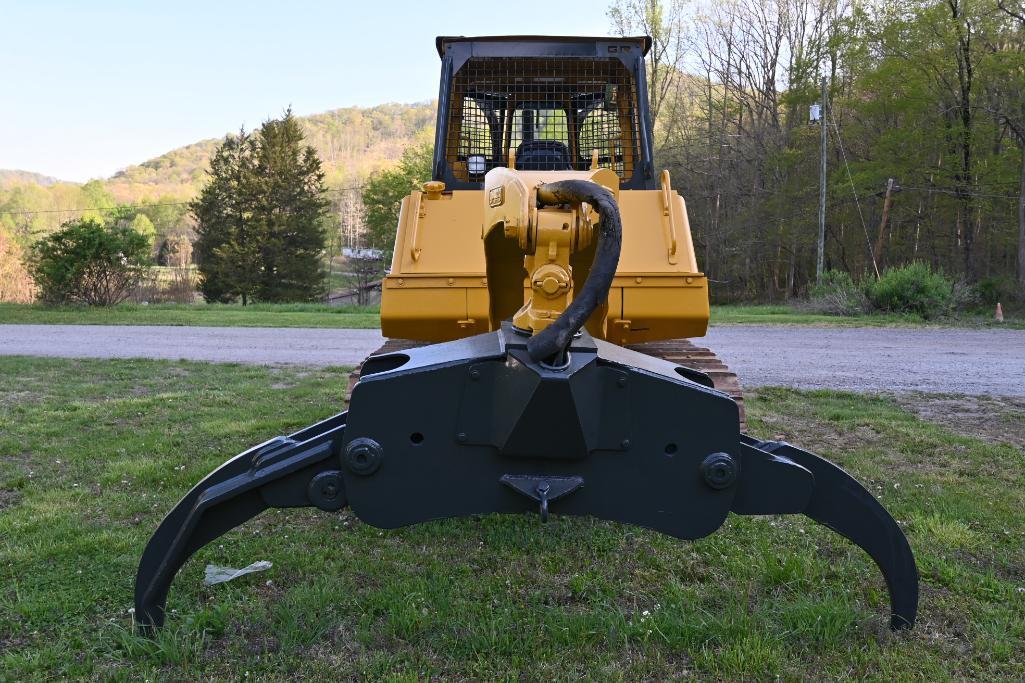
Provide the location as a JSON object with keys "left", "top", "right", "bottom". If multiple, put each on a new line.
{"left": 1, "top": 101, "right": 437, "bottom": 238}
{"left": 0, "top": 170, "right": 72, "bottom": 188}
{"left": 103, "top": 101, "right": 437, "bottom": 201}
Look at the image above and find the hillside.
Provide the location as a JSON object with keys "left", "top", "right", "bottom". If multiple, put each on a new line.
{"left": 1, "top": 101, "right": 437, "bottom": 238}
{"left": 0, "top": 170, "right": 71, "bottom": 188}
{"left": 103, "top": 101, "right": 437, "bottom": 201}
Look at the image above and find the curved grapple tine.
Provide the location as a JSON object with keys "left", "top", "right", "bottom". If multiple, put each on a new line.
{"left": 134, "top": 413, "right": 347, "bottom": 628}
{"left": 734, "top": 437, "right": 918, "bottom": 630}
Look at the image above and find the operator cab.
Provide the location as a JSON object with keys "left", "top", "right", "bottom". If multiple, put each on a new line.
{"left": 433, "top": 36, "right": 657, "bottom": 190}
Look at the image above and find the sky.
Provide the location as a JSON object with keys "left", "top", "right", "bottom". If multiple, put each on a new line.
{"left": 0, "top": 0, "right": 611, "bottom": 182}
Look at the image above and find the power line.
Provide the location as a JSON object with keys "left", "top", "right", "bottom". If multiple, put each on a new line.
{"left": 829, "top": 122, "right": 880, "bottom": 278}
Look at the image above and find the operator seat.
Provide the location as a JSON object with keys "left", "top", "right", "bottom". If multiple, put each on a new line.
{"left": 515, "top": 140, "right": 572, "bottom": 171}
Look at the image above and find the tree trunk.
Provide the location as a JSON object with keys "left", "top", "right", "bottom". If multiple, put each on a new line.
{"left": 1019, "top": 144, "right": 1025, "bottom": 290}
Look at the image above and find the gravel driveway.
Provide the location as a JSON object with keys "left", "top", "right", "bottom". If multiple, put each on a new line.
{"left": 1, "top": 324, "right": 1022, "bottom": 396}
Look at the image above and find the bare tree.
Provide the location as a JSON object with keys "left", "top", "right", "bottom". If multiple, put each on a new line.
{"left": 608, "top": 0, "right": 687, "bottom": 123}
{"left": 339, "top": 187, "right": 367, "bottom": 249}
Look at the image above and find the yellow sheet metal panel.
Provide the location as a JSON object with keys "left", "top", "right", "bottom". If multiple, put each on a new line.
{"left": 391, "top": 191, "right": 487, "bottom": 275}
{"left": 609, "top": 276, "right": 710, "bottom": 344}
{"left": 615, "top": 190, "right": 700, "bottom": 274}
{"left": 381, "top": 278, "right": 488, "bottom": 341}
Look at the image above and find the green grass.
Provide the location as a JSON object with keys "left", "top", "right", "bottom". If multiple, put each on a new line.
{"left": 1, "top": 357, "right": 1023, "bottom": 679}
{"left": 711, "top": 304, "right": 1025, "bottom": 328}
{"left": 2, "top": 302, "right": 1020, "bottom": 330}
{"left": 0, "top": 303, "right": 381, "bottom": 329}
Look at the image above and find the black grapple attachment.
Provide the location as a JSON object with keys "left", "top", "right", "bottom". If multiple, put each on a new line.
{"left": 135, "top": 179, "right": 917, "bottom": 634}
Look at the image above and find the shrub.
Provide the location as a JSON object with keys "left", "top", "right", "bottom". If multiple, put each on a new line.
{"left": 865, "top": 262, "right": 953, "bottom": 318}
{"left": 972, "top": 276, "right": 1017, "bottom": 306}
{"left": 28, "top": 218, "right": 151, "bottom": 306}
{"left": 805, "top": 270, "right": 871, "bottom": 316}
{"left": 0, "top": 228, "right": 36, "bottom": 303}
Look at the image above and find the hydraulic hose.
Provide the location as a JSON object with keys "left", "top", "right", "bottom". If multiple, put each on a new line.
{"left": 528, "top": 180, "right": 622, "bottom": 362}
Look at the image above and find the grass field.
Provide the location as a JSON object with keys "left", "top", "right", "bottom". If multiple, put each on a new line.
{"left": 0, "top": 303, "right": 381, "bottom": 329}
{"left": 709, "top": 304, "right": 1024, "bottom": 328}
{"left": 1, "top": 357, "right": 1023, "bottom": 679}
{"left": 1, "top": 301, "right": 1021, "bottom": 330}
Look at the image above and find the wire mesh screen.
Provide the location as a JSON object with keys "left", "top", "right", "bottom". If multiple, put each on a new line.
{"left": 446, "top": 57, "right": 640, "bottom": 182}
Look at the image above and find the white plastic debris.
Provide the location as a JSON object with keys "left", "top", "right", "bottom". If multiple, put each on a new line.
{"left": 204, "top": 560, "right": 272, "bottom": 586}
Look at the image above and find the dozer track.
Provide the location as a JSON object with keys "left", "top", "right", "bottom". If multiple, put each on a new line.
{"left": 348, "top": 337, "right": 746, "bottom": 430}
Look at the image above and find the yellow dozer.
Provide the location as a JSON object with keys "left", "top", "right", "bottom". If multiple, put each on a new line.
{"left": 135, "top": 36, "right": 918, "bottom": 636}
{"left": 373, "top": 35, "right": 743, "bottom": 423}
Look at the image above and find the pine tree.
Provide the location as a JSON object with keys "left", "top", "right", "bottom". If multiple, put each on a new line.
{"left": 191, "top": 129, "right": 262, "bottom": 304}
{"left": 191, "top": 111, "right": 328, "bottom": 305}
{"left": 252, "top": 109, "right": 329, "bottom": 302}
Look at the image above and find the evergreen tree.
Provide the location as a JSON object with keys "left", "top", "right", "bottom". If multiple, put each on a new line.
{"left": 252, "top": 109, "right": 329, "bottom": 301}
{"left": 191, "top": 129, "right": 261, "bottom": 304}
{"left": 191, "top": 112, "right": 328, "bottom": 304}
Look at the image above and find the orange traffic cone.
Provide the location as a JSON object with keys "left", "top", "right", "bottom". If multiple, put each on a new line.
{"left": 995, "top": 302, "right": 1004, "bottom": 323}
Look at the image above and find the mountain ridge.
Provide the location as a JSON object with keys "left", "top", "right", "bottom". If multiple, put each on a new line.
{"left": 0, "top": 170, "right": 73, "bottom": 188}
{"left": 2, "top": 101, "right": 437, "bottom": 202}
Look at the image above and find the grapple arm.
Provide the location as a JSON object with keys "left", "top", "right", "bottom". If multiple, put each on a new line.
{"left": 135, "top": 328, "right": 917, "bottom": 632}
{"left": 731, "top": 436, "right": 918, "bottom": 629}
{"left": 134, "top": 414, "right": 348, "bottom": 628}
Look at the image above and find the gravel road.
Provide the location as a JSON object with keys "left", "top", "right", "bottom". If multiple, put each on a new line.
{"left": 1, "top": 324, "right": 1022, "bottom": 396}
{"left": 0, "top": 324, "right": 386, "bottom": 367}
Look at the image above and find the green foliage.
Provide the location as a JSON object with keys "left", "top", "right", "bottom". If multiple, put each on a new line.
{"left": 972, "top": 276, "right": 1018, "bottom": 306}
{"left": 654, "top": 0, "right": 1025, "bottom": 301}
{"left": 362, "top": 141, "right": 434, "bottom": 251}
{"left": 192, "top": 110, "right": 329, "bottom": 305}
{"left": 27, "top": 217, "right": 151, "bottom": 306}
{"left": 865, "top": 262, "right": 953, "bottom": 318}
{"left": 129, "top": 214, "right": 156, "bottom": 249}
{"left": 806, "top": 270, "right": 871, "bottom": 316}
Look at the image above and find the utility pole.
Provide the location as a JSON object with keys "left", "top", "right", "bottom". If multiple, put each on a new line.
{"left": 816, "top": 76, "right": 827, "bottom": 283}
{"left": 873, "top": 178, "right": 897, "bottom": 268}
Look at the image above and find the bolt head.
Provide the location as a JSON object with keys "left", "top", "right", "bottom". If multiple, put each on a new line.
{"left": 700, "top": 452, "right": 738, "bottom": 490}
{"left": 344, "top": 438, "right": 383, "bottom": 476}
{"left": 308, "top": 470, "right": 346, "bottom": 511}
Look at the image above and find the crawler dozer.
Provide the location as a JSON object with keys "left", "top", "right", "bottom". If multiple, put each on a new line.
{"left": 136, "top": 36, "right": 918, "bottom": 633}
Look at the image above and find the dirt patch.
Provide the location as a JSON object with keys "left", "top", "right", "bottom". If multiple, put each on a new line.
{"left": 0, "top": 488, "right": 22, "bottom": 510}
{"left": 0, "top": 390, "right": 46, "bottom": 410}
{"left": 894, "top": 394, "right": 1025, "bottom": 451}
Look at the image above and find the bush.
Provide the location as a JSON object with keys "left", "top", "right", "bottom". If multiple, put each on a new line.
{"left": 865, "top": 262, "right": 953, "bottom": 319}
{"left": 805, "top": 270, "right": 871, "bottom": 316}
{"left": 28, "top": 218, "right": 151, "bottom": 306}
{"left": 972, "top": 276, "right": 1017, "bottom": 306}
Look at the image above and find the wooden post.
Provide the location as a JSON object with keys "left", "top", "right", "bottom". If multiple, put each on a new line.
{"left": 873, "top": 178, "right": 896, "bottom": 269}
{"left": 816, "top": 76, "right": 827, "bottom": 283}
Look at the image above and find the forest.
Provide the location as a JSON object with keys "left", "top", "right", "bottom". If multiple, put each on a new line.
{"left": 611, "top": 0, "right": 1025, "bottom": 301}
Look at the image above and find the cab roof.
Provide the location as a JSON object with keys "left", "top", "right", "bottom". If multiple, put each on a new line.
{"left": 435, "top": 35, "right": 652, "bottom": 58}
